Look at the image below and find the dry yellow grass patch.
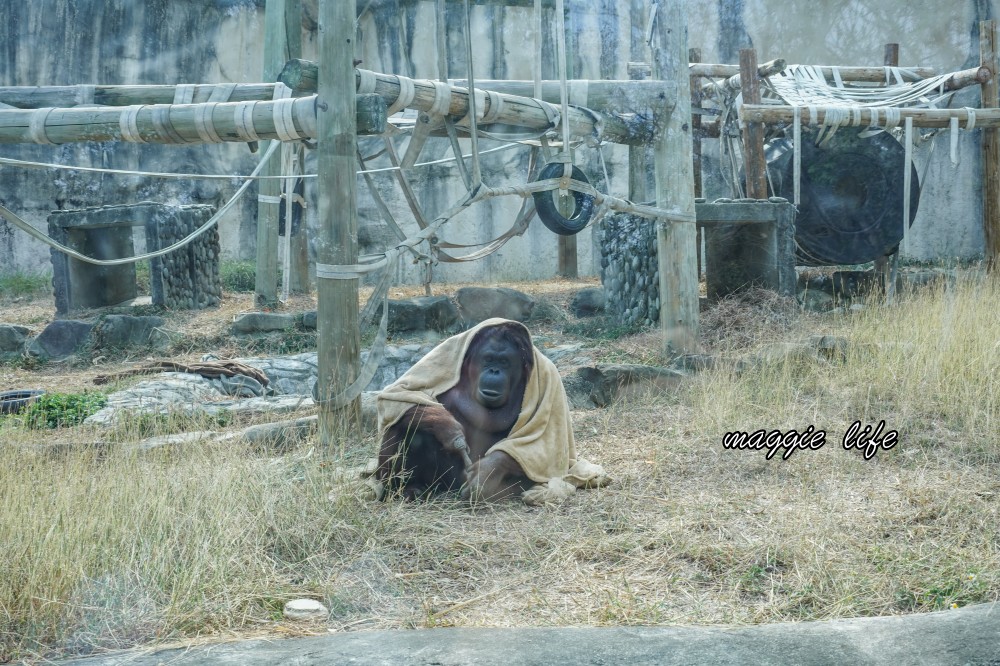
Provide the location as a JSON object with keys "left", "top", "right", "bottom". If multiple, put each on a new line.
{"left": 0, "top": 272, "right": 997, "bottom": 662}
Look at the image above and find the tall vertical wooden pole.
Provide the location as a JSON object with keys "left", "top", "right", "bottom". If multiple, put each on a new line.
{"left": 689, "top": 47, "right": 703, "bottom": 279}
{"left": 627, "top": 0, "right": 651, "bottom": 203}
{"left": 284, "top": 0, "right": 311, "bottom": 295}
{"left": 255, "top": 0, "right": 288, "bottom": 307}
{"left": 557, "top": 0, "right": 578, "bottom": 279}
{"left": 652, "top": 0, "right": 699, "bottom": 355}
{"left": 739, "top": 48, "right": 768, "bottom": 199}
{"left": 316, "top": 0, "right": 361, "bottom": 443}
{"left": 982, "top": 20, "right": 1000, "bottom": 273}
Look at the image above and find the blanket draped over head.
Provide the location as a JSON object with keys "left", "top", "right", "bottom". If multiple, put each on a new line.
{"left": 376, "top": 318, "right": 608, "bottom": 500}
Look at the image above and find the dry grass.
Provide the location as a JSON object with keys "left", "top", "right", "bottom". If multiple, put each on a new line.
{"left": 1, "top": 273, "right": 999, "bottom": 661}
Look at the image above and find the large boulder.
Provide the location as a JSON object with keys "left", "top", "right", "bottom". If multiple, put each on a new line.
{"left": 232, "top": 312, "right": 297, "bottom": 335}
{"left": 94, "top": 314, "right": 166, "bottom": 348}
{"left": 570, "top": 288, "right": 606, "bottom": 318}
{"left": 388, "top": 296, "right": 459, "bottom": 333}
{"left": 455, "top": 287, "right": 535, "bottom": 326}
{"left": 0, "top": 323, "right": 31, "bottom": 356}
{"left": 27, "top": 320, "right": 94, "bottom": 359}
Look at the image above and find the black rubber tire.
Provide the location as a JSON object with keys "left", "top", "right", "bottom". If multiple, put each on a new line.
{"left": 765, "top": 129, "right": 920, "bottom": 266}
{"left": 0, "top": 389, "right": 45, "bottom": 415}
{"left": 532, "top": 162, "right": 597, "bottom": 236}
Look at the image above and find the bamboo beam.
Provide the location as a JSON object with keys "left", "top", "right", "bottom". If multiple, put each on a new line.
{"left": 448, "top": 79, "right": 676, "bottom": 110}
{"left": 689, "top": 62, "right": 936, "bottom": 81}
{"left": 278, "top": 59, "right": 657, "bottom": 145}
{"left": 316, "top": 0, "right": 360, "bottom": 442}
{"left": 740, "top": 104, "right": 1000, "bottom": 129}
{"left": 740, "top": 49, "right": 767, "bottom": 199}
{"left": 982, "top": 20, "right": 1000, "bottom": 272}
{"left": 653, "top": 0, "right": 699, "bottom": 356}
{"left": 0, "top": 95, "right": 387, "bottom": 144}
{"left": 701, "top": 58, "right": 786, "bottom": 96}
{"left": 0, "top": 83, "right": 296, "bottom": 109}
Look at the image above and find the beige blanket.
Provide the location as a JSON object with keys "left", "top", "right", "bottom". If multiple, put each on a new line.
{"left": 377, "top": 318, "right": 608, "bottom": 502}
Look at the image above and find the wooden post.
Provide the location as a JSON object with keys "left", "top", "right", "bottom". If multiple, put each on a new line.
{"left": 627, "top": 3, "right": 651, "bottom": 203}
{"left": 255, "top": 0, "right": 290, "bottom": 307}
{"left": 690, "top": 47, "right": 703, "bottom": 279}
{"left": 316, "top": 0, "right": 361, "bottom": 444}
{"left": 739, "top": 48, "right": 767, "bottom": 199}
{"left": 652, "top": 0, "right": 699, "bottom": 355}
{"left": 284, "top": 0, "right": 311, "bottom": 295}
{"left": 875, "top": 43, "right": 899, "bottom": 294}
{"left": 982, "top": 20, "right": 1000, "bottom": 273}
{"left": 557, "top": 0, "right": 578, "bottom": 279}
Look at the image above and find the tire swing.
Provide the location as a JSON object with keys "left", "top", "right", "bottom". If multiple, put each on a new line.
{"left": 531, "top": 162, "right": 597, "bottom": 235}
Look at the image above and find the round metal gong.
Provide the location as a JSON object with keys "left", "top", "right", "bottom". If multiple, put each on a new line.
{"left": 766, "top": 128, "right": 920, "bottom": 266}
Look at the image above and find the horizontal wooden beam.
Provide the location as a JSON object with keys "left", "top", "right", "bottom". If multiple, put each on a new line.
{"left": 279, "top": 60, "right": 656, "bottom": 145}
{"left": 447, "top": 78, "right": 677, "bottom": 112}
{"left": 741, "top": 103, "right": 1000, "bottom": 129}
{"left": 687, "top": 62, "right": 937, "bottom": 81}
{"left": 0, "top": 83, "right": 293, "bottom": 109}
{"left": 0, "top": 95, "right": 386, "bottom": 144}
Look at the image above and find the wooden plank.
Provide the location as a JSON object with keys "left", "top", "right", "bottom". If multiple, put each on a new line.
{"left": 316, "top": 0, "right": 361, "bottom": 443}
{"left": 739, "top": 49, "right": 768, "bottom": 199}
{"left": 983, "top": 20, "right": 1000, "bottom": 272}
{"left": 740, "top": 105, "right": 1000, "bottom": 129}
{"left": 652, "top": 0, "right": 699, "bottom": 356}
{"left": 277, "top": 60, "right": 658, "bottom": 145}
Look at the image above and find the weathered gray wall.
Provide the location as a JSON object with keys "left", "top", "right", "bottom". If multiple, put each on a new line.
{"left": 1, "top": 0, "right": 995, "bottom": 284}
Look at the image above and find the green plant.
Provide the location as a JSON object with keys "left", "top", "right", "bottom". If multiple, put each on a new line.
{"left": 22, "top": 392, "right": 108, "bottom": 429}
{"left": 220, "top": 260, "right": 258, "bottom": 293}
{"left": 0, "top": 271, "right": 51, "bottom": 300}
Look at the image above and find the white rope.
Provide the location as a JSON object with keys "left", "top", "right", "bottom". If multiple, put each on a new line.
{"left": 272, "top": 98, "right": 300, "bottom": 141}
{"left": 903, "top": 115, "right": 913, "bottom": 256}
{"left": 792, "top": 104, "right": 801, "bottom": 206}
{"left": 387, "top": 75, "right": 415, "bottom": 115}
{"left": 173, "top": 84, "right": 196, "bottom": 105}
{"left": 234, "top": 101, "right": 260, "bottom": 141}
{"left": 119, "top": 105, "right": 146, "bottom": 143}
{"left": 950, "top": 115, "right": 960, "bottom": 165}
{"left": 209, "top": 83, "right": 237, "bottom": 102}
{"left": 428, "top": 80, "right": 452, "bottom": 117}
{"left": 481, "top": 90, "right": 504, "bottom": 123}
{"left": 0, "top": 141, "right": 280, "bottom": 266}
{"left": 28, "top": 108, "right": 56, "bottom": 145}
{"left": 965, "top": 107, "right": 977, "bottom": 130}
{"left": 194, "top": 102, "right": 223, "bottom": 144}
{"left": 357, "top": 68, "right": 377, "bottom": 95}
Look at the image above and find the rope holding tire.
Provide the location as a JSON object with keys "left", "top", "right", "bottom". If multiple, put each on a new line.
{"left": 531, "top": 162, "right": 596, "bottom": 236}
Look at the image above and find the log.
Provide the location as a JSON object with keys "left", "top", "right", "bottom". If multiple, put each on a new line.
{"left": 701, "top": 58, "right": 786, "bottom": 96}
{"left": 0, "top": 94, "right": 384, "bottom": 145}
{"left": 982, "top": 20, "right": 1000, "bottom": 272}
{"left": 447, "top": 78, "right": 676, "bottom": 112}
{"left": 279, "top": 59, "right": 656, "bottom": 145}
{"left": 740, "top": 49, "right": 768, "bottom": 200}
{"left": 0, "top": 83, "right": 292, "bottom": 109}
{"left": 689, "top": 62, "right": 936, "bottom": 81}
{"left": 740, "top": 104, "right": 1000, "bottom": 129}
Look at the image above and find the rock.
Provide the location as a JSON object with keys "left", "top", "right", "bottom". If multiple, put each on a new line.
{"left": 455, "top": 287, "right": 535, "bottom": 325}
{"left": 669, "top": 354, "right": 718, "bottom": 373}
{"left": 239, "top": 415, "right": 317, "bottom": 453}
{"left": 214, "top": 373, "right": 266, "bottom": 398}
{"left": 809, "top": 335, "right": 850, "bottom": 362}
{"left": 131, "top": 431, "right": 220, "bottom": 454}
{"left": 570, "top": 288, "right": 606, "bottom": 317}
{"left": 387, "top": 296, "right": 459, "bottom": 333}
{"left": 0, "top": 323, "right": 30, "bottom": 355}
{"left": 283, "top": 599, "right": 328, "bottom": 622}
{"left": 27, "top": 320, "right": 94, "bottom": 359}
{"left": 575, "top": 364, "right": 686, "bottom": 407}
{"left": 232, "top": 312, "right": 297, "bottom": 335}
{"left": 798, "top": 289, "right": 836, "bottom": 312}
{"left": 301, "top": 310, "right": 317, "bottom": 330}
{"left": 94, "top": 314, "right": 166, "bottom": 348}
{"left": 831, "top": 270, "right": 876, "bottom": 298}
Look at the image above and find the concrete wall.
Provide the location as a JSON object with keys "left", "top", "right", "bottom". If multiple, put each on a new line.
{"left": 0, "top": 0, "right": 994, "bottom": 283}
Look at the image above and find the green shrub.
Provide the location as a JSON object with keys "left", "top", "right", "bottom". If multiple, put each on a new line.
{"left": 22, "top": 392, "right": 108, "bottom": 429}
{"left": 220, "top": 261, "right": 257, "bottom": 293}
{"left": 0, "top": 272, "right": 51, "bottom": 300}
